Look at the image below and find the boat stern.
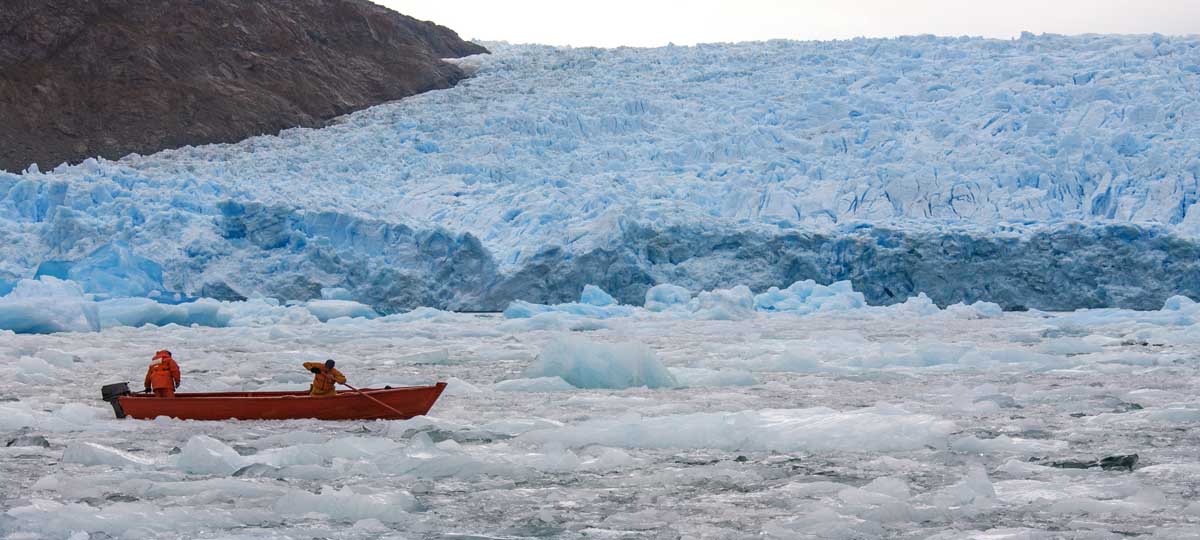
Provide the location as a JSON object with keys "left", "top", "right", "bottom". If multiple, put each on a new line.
{"left": 100, "top": 382, "right": 131, "bottom": 418}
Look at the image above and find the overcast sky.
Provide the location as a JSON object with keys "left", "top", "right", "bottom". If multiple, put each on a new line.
{"left": 381, "top": 0, "right": 1200, "bottom": 48}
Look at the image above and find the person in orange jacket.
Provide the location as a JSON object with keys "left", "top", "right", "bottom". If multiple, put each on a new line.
{"left": 144, "top": 350, "right": 181, "bottom": 398}
{"left": 304, "top": 359, "right": 346, "bottom": 397}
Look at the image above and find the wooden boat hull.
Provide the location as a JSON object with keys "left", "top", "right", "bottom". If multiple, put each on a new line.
{"left": 116, "top": 383, "right": 446, "bottom": 421}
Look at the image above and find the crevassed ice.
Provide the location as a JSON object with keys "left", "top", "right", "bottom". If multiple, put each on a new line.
{"left": 0, "top": 35, "right": 1197, "bottom": 305}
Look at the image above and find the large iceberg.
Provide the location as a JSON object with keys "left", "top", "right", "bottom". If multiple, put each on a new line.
{"left": 1, "top": 36, "right": 1199, "bottom": 311}
{"left": 754, "top": 280, "right": 866, "bottom": 314}
{"left": 523, "top": 335, "right": 678, "bottom": 389}
{"left": 0, "top": 277, "right": 390, "bottom": 333}
{"left": 0, "top": 277, "right": 99, "bottom": 333}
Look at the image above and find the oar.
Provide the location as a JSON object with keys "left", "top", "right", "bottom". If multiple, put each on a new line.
{"left": 339, "top": 382, "right": 406, "bottom": 419}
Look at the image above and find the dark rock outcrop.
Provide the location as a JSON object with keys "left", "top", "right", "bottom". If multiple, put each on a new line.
{"left": 5, "top": 434, "right": 50, "bottom": 448}
{"left": 0, "top": 0, "right": 487, "bottom": 171}
{"left": 1045, "top": 454, "right": 1139, "bottom": 472}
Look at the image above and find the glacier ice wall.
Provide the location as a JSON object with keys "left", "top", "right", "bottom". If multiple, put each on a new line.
{"left": 1, "top": 35, "right": 1199, "bottom": 311}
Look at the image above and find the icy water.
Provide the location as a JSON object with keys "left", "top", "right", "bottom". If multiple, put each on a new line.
{"left": 2, "top": 309, "right": 1200, "bottom": 539}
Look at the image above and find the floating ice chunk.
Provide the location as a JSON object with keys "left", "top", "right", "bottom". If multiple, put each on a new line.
{"left": 519, "top": 406, "right": 954, "bottom": 452}
{"left": 54, "top": 403, "right": 107, "bottom": 425}
{"left": 764, "top": 505, "right": 884, "bottom": 539}
{"left": 525, "top": 442, "right": 585, "bottom": 472}
{"left": 1138, "top": 407, "right": 1200, "bottom": 423}
{"left": 862, "top": 476, "right": 912, "bottom": 500}
{"left": 36, "top": 349, "right": 77, "bottom": 368}
{"left": 579, "top": 284, "right": 616, "bottom": 306}
{"left": 494, "top": 376, "right": 577, "bottom": 392}
{"left": 352, "top": 518, "right": 391, "bottom": 532}
{"left": 62, "top": 442, "right": 155, "bottom": 468}
{"left": 1162, "top": 295, "right": 1197, "bottom": 311}
{"left": 931, "top": 464, "right": 995, "bottom": 508}
{"left": 1046, "top": 487, "right": 1166, "bottom": 515}
{"left": 502, "top": 300, "right": 547, "bottom": 319}
{"left": 770, "top": 481, "right": 849, "bottom": 499}
{"left": 119, "top": 477, "right": 286, "bottom": 499}
{"left": 972, "top": 301, "right": 1003, "bottom": 318}
{"left": 601, "top": 508, "right": 680, "bottom": 530}
{"left": 753, "top": 280, "right": 866, "bottom": 314}
{"left": 1123, "top": 388, "right": 1187, "bottom": 407}
{"left": 6, "top": 498, "right": 275, "bottom": 536}
{"left": 523, "top": 335, "right": 677, "bottom": 389}
{"left": 479, "top": 417, "right": 565, "bottom": 436}
{"left": 0, "top": 403, "right": 38, "bottom": 431}
{"left": 320, "top": 287, "right": 353, "bottom": 300}
{"left": 952, "top": 435, "right": 1068, "bottom": 455}
{"left": 725, "top": 347, "right": 832, "bottom": 372}
{"left": 498, "top": 312, "right": 610, "bottom": 332}
{"left": 887, "top": 293, "right": 943, "bottom": 317}
{"left": 274, "top": 486, "right": 418, "bottom": 522}
{"left": 173, "top": 435, "right": 247, "bottom": 475}
{"left": 97, "top": 297, "right": 229, "bottom": 328}
{"left": 16, "top": 356, "right": 59, "bottom": 376}
{"left": 855, "top": 342, "right": 972, "bottom": 369}
{"left": 644, "top": 284, "right": 692, "bottom": 312}
{"left": 837, "top": 483, "right": 904, "bottom": 508}
{"left": 503, "top": 299, "right": 633, "bottom": 320}
{"left": 222, "top": 298, "right": 320, "bottom": 327}
{"left": 668, "top": 367, "right": 756, "bottom": 387}
{"left": 377, "top": 444, "right": 535, "bottom": 480}
{"left": 378, "top": 306, "right": 468, "bottom": 323}
{"left": 13, "top": 293, "right": 342, "bottom": 331}
{"left": 944, "top": 301, "right": 1004, "bottom": 319}
{"left": 689, "top": 285, "right": 756, "bottom": 320}
{"left": 395, "top": 349, "right": 451, "bottom": 364}
{"left": 957, "top": 347, "right": 1069, "bottom": 370}
{"left": 302, "top": 299, "right": 379, "bottom": 322}
{"left": 0, "top": 277, "right": 100, "bottom": 333}
{"left": 253, "top": 434, "right": 403, "bottom": 468}
{"left": 1036, "top": 337, "right": 1105, "bottom": 355}
{"left": 994, "top": 458, "right": 1080, "bottom": 479}
{"left": 442, "top": 376, "right": 483, "bottom": 396}
{"left": 583, "top": 447, "right": 636, "bottom": 471}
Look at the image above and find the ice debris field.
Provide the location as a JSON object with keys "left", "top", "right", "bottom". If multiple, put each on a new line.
{"left": 4, "top": 291, "right": 1200, "bottom": 539}
{"left": 3, "top": 34, "right": 1200, "bottom": 314}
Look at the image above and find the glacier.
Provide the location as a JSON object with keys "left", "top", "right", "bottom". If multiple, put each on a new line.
{"left": 2, "top": 34, "right": 1200, "bottom": 316}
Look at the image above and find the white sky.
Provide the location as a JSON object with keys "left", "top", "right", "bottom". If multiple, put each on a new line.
{"left": 380, "top": 0, "right": 1200, "bottom": 48}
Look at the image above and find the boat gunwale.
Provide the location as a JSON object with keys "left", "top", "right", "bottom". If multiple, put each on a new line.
{"left": 119, "top": 383, "right": 445, "bottom": 401}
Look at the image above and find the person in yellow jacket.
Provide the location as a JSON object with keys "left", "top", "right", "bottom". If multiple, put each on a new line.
{"left": 303, "top": 359, "right": 346, "bottom": 397}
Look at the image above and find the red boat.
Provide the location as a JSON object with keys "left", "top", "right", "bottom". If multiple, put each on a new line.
{"left": 101, "top": 382, "right": 446, "bottom": 421}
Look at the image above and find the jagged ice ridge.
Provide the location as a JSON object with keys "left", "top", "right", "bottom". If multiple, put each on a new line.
{"left": 2, "top": 34, "right": 1200, "bottom": 316}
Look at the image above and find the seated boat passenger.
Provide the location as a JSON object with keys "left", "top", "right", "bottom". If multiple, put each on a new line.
{"left": 304, "top": 359, "right": 346, "bottom": 397}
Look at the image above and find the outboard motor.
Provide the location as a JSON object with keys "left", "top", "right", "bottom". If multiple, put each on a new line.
{"left": 101, "top": 382, "right": 131, "bottom": 418}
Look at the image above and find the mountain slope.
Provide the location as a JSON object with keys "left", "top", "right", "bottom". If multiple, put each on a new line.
{"left": 0, "top": 0, "right": 487, "bottom": 171}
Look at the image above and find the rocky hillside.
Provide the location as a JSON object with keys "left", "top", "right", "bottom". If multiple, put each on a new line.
{"left": 0, "top": 0, "right": 487, "bottom": 172}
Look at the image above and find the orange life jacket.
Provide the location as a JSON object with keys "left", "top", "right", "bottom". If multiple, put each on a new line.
{"left": 145, "top": 353, "right": 180, "bottom": 390}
